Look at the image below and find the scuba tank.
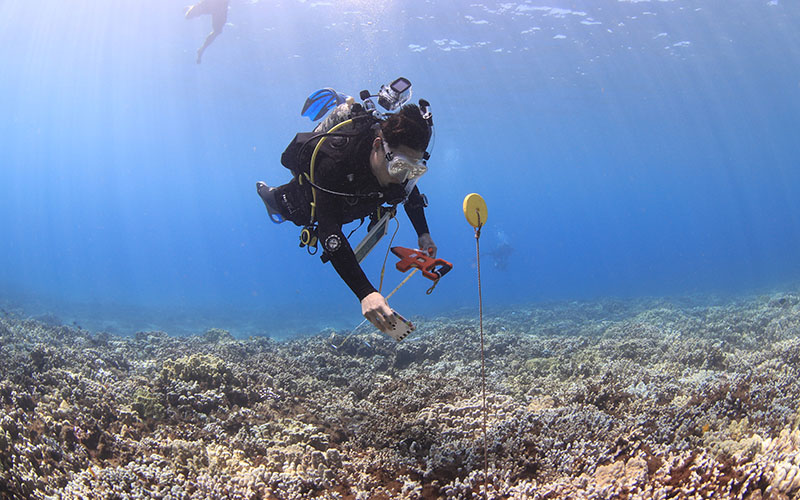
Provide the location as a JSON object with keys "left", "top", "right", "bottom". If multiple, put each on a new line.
{"left": 314, "top": 98, "right": 357, "bottom": 135}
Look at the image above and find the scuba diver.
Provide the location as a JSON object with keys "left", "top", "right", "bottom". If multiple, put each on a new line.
{"left": 184, "top": 0, "right": 229, "bottom": 64}
{"left": 257, "top": 78, "right": 437, "bottom": 333}
{"left": 488, "top": 230, "right": 514, "bottom": 270}
{"left": 489, "top": 241, "right": 514, "bottom": 270}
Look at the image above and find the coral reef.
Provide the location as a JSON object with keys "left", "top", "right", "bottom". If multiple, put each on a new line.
{"left": 3, "top": 293, "right": 800, "bottom": 498}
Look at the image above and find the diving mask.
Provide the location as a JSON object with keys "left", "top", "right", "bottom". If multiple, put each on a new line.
{"left": 383, "top": 143, "right": 428, "bottom": 182}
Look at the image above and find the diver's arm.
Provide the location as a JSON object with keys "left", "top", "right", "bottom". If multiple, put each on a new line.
{"left": 315, "top": 186, "right": 376, "bottom": 302}
{"left": 418, "top": 233, "right": 437, "bottom": 258}
{"left": 360, "top": 292, "right": 394, "bottom": 332}
{"left": 404, "top": 185, "right": 430, "bottom": 236}
{"left": 314, "top": 159, "right": 394, "bottom": 331}
{"left": 316, "top": 198, "right": 394, "bottom": 331}
{"left": 404, "top": 185, "right": 436, "bottom": 256}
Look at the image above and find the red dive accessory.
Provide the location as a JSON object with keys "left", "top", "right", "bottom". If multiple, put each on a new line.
{"left": 391, "top": 247, "right": 453, "bottom": 281}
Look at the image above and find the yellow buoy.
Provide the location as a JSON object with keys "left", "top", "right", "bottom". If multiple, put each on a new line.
{"left": 463, "top": 193, "right": 487, "bottom": 228}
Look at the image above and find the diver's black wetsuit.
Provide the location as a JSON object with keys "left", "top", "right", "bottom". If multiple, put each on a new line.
{"left": 273, "top": 125, "right": 429, "bottom": 301}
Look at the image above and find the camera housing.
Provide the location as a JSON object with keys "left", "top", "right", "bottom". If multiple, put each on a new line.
{"left": 378, "top": 77, "right": 412, "bottom": 111}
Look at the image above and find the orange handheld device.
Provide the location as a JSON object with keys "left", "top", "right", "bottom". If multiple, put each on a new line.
{"left": 390, "top": 247, "right": 453, "bottom": 281}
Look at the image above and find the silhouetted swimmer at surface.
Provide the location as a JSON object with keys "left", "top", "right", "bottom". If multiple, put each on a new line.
{"left": 185, "top": 0, "right": 229, "bottom": 64}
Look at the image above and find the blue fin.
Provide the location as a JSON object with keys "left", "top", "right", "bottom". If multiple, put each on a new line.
{"left": 301, "top": 88, "right": 349, "bottom": 121}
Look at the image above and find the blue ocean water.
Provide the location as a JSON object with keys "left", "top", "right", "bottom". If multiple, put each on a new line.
{"left": 1, "top": 0, "right": 799, "bottom": 337}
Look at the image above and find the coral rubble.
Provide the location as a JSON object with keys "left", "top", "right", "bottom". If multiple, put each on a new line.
{"left": 3, "top": 293, "right": 800, "bottom": 498}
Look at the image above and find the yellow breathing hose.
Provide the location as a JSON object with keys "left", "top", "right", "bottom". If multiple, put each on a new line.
{"left": 306, "top": 118, "right": 355, "bottom": 223}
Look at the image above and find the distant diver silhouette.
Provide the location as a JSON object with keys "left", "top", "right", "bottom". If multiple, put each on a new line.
{"left": 488, "top": 242, "right": 514, "bottom": 270}
{"left": 185, "top": 0, "right": 229, "bottom": 64}
{"left": 487, "top": 230, "right": 514, "bottom": 270}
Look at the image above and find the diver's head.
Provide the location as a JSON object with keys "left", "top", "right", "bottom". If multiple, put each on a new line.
{"left": 370, "top": 104, "right": 432, "bottom": 186}
{"left": 381, "top": 103, "right": 432, "bottom": 152}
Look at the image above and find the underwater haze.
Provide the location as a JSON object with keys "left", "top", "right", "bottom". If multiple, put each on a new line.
{"left": 2, "top": 0, "right": 800, "bottom": 338}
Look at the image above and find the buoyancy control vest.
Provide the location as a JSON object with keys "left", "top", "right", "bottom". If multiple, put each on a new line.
{"left": 280, "top": 104, "right": 379, "bottom": 183}
{"left": 279, "top": 104, "right": 415, "bottom": 256}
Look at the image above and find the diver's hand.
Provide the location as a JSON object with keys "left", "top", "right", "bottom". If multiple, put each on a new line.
{"left": 418, "top": 233, "right": 437, "bottom": 257}
{"left": 361, "top": 292, "right": 394, "bottom": 332}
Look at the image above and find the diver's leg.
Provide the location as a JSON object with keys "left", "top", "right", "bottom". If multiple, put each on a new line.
{"left": 211, "top": 11, "right": 227, "bottom": 34}
{"left": 185, "top": 0, "right": 208, "bottom": 18}
{"left": 257, "top": 180, "right": 309, "bottom": 226}
{"left": 257, "top": 182, "right": 284, "bottom": 223}
{"left": 196, "top": 9, "right": 226, "bottom": 63}
{"left": 196, "top": 31, "right": 219, "bottom": 63}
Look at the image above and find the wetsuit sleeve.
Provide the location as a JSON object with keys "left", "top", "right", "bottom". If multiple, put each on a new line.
{"left": 404, "top": 185, "right": 430, "bottom": 236}
{"left": 314, "top": 159, "right": 377, "bottom": 302}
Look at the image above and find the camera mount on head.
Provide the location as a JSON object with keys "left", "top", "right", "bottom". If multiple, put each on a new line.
{"left": 378, "top": 77, "right": 412, "bottom": 111}
{"left": 360, "top": 77, "right": 413, "bottom": 119}
{"left": 360, "top": 78, "right": 435, "bottom": 149}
